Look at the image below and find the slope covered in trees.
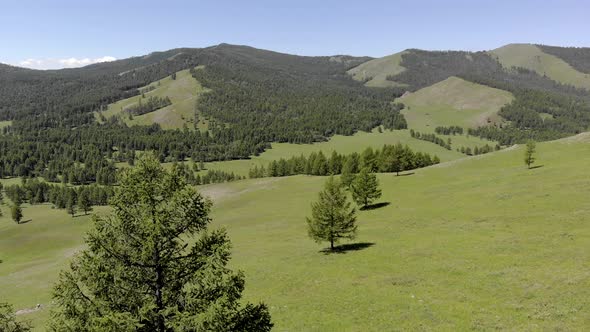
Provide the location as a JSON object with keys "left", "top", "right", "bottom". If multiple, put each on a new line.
{"left": 490, "top": 43, "right": 590, "bottom": 90}
{"left": 0, "top": 44, "right": 406, "bottom": 183}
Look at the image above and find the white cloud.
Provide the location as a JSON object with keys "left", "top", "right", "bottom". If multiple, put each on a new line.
{"left": 16, "top": 56, "right": 117, "bottom": 70}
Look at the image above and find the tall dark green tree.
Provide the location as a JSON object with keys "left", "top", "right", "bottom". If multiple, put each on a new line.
{"left": 351, "top": 167, "right": 382, "bottom": 209}
{"left": 77, "top": 188, "right": 92, "bottom": 216}
{"left": 65, "top": 190, "right": 77, "bottom": 217}
{"left": 49, "top": 154, "right": 272, "bottom": 331}
{"left": 524, "top": 140, "right": 536, "bottom": 169}
{"left": 11, "top": 204, "right": 23, "bottom": 224}
{"left": 307, "top": 176, "right": 357, "bottom": 250}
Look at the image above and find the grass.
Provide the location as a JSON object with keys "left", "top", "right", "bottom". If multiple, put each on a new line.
{"left": 0, "top": 204, "right": 109, "bottom": 330}
{"left": 398, "top": 76, "right": 514, "bottom": 131}
{"left": 5, "top": 136, "right": 590, "bottom": 329}
{"left": 490, "top": 43, "right": 590, "bottom": 90}
{"left": 347, "top": 51, "right": 407, "bottom": 87}
{"left": 0, "top": 120, "right": 12, "bottom": 130}
{"left": 96, "top": 67, "right": 209, "bottom": 130}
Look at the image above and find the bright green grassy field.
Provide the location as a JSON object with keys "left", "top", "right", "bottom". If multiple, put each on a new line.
{"left": 398, "top": 76, "right": 514, "bottom": 131}
{"left": 4, "top": 136, "right": 590, "bottom": 330}
{"left": 490, "top": 43, "right": 590, "bottom": 90}
{"left": 96, "top": 67, "right": 209, "bottom": 130}
{"left": 0, "top": 120, "right": 12, "bottom": 130}
{"left": 347, "top": 51, "right": 407, "bottom": 87}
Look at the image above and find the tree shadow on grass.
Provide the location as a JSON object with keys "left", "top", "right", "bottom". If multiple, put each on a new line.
{"left": 320, "top": 242, "right": 375, "bottom": 255}
{"left": 397, "top": 172, "right": 415, "bottom": 177}
{"left": 529, "top": 165, "right": 544, "bottom": 170}
{"left": 360, "top": 202, "right": 390, "bottom": 211}
{"left": 17, "top": 219, "right": 32, "bottom": 224}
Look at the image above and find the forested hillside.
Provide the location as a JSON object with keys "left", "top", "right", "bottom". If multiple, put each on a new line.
{"left": 360, "top": 46, "right": 590, "bottom": 144}
{"left": 0, "top": 44, "right": 405, "bottom": 182}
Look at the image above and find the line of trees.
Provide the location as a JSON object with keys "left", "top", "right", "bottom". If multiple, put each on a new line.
{"left": 125, "top": 96, "right": 172, "bottom": 116}
{"left": 410, "top": 130, "right": 452, "bottom": 150}
{"left": 457, "top": 144, "right": 499, "bottom": 156}
{"left": 249, "top": 144, "right": 440, "bottom": 179}
{"left": 435, "top": 125, "right": 464, "bottom": 135}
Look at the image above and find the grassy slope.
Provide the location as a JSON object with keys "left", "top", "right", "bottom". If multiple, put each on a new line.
{"left": 5, "top": 136, "right": 590, "bottom": 330}
{"left": 347, "top": 51, "right": 407, "bottom": 87}
{"left": 96, "top": 67, "right": 209, "bottom": 130}
{"left": 490, "top": 43, "right": 590, "bottom": 90}
{"left": 398, "top": 76, "right": 514, "bottom": 130}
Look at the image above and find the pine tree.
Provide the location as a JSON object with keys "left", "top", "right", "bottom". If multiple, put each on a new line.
{"left": 1, "top": 300, "right": 31, "bottom": 331}
{"left": 11, "top": 204, "right": 23, "bottom": 224}
{"left": 307, "top": 176, "right": 357, "bottom": 250}
{"left": 77, "top": 188, "right": 92, "bottom": 215}
{"left": 524, "top": 140, "right": 536, "bottom": 169}
{"left": 351, "top": 167, "right": 382, "bottom": 209}
{"left": 66, "top": 190, "right": 77, "bottom": 217}
{"left": 49, "top": 154, "right": 272, "bottom": 331}
{"left": 340, "top": 157, "right": 356, "bottom": 188}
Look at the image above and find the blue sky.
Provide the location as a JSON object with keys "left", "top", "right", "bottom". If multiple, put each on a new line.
{"left": 2, "top": 0, "right": 589, "bottom": 69}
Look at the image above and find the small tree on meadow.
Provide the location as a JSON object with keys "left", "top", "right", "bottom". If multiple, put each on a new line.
{"left": 351, "top": 167, "right": 382, "bottom": 209}
{"left": 524, "top": 140, "right": 536, "bottom": 169}
{"left": 307, "top": 176, "right": 357, "bottom": 250}
{"left": 11, "top": 204, "right": 23, "bottom": 224}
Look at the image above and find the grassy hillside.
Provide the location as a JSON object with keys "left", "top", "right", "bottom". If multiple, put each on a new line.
{"left": 490, "top": 43, "right": 590, "bottom": 90}
{"left": 5, "top": 136, "right": 590, "bottom": 329}
{"left": 398, "top": 76, "right": 514, "bottom": 130}
{"left": 347, "top": 51, "right": 407, "bottom": 87}
{"left": 97, "top": 68, "right": 209, "bottom": 130}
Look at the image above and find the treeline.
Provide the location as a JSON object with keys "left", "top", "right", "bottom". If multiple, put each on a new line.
{"left": 4, "top": 179, "right": 113, "bottom": 211}
{"left": 457, "top": 144, "right": 499, "bottom": 156}
{"left": 435, "top": 125, "right": 464, "bottom": 135}
{"left": 126, "top": 96, "right": 171, "bottom": 116}
{"left": 410, "top": 129, "right": 451, "bottom": 150}
{"left": 170, "top": 161, "right": 244, "bottom": 185}
{"left": 249, "top": 144, "right": 440, "bottom": 179}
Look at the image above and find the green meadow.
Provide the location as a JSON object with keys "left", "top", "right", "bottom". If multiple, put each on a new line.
{"left": 4, "top": 135, "right": 590, "bottom": 330}
{"left": 96, "top": 67, "right": 209, "bottom": 130}
{"left": 347, "top": 51, "right": 407, "bottom": 87}
{"left": 490, "top": 44, "right": 590, "bottom": 90}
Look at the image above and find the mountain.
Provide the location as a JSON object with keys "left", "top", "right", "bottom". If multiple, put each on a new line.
{"left": 489, "top": 43, "right": 590, "bottom": 89}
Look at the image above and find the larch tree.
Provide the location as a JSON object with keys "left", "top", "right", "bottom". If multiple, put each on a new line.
{"left": 11, "top": 204, "right": 22, "bottom": 224}
{"left": 77, "top": 188, "right": 92, "bottom": 215}
{"left": 307, "top": 176, "right": 357, "bottom": 250}
{"left": 524, "top": 140, "right": 536, "bottom": 169}
{"left": 49, "top": 154, "right": 272, "bottom": 332}
{"left": 340, "top": 157, "right": 356, "bottom": 188}
{"left": 351, "top": 167, "right": 382, "bottom": 209}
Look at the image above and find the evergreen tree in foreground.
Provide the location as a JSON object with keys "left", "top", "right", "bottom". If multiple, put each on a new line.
{"left": 351, "top": 167, "right": 382, "bottom": 209}
{"left": 49, "top": 154, "right": 272, "bottom": 332}
{"left": 307, "top": 176, "right": 357, "bottom": 250}
{"left": 524, "top": 140, "right": 536, "bottom": 169}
